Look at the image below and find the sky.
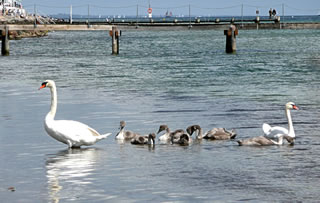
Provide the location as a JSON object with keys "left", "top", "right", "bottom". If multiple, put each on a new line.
{"left": 21, "top": 0, "right": 320, "bottom": 17}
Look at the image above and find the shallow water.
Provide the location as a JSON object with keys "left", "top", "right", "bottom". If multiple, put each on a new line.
{"left": 0, "top": 29, "right": 320, "bottom": 202}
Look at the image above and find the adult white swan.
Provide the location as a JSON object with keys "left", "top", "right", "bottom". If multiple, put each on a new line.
{"left": 39, "top": 80, "right": 111, "bottom": 148}
{"left": 262, "top": 102, "right": 299, "bottom": 139}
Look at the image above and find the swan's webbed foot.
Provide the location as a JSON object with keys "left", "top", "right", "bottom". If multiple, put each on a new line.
{"left": 67, "top": 140, "right": 80, "bottom": 148}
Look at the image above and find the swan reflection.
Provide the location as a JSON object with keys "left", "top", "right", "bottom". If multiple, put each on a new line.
{"left": 46, "top": 148, "right": 102, "bottom": 203}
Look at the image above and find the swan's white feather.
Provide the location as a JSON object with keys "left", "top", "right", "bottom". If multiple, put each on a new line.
{"left": 262, "top": 124, "right": 289, "bottom": 139}
{"left": 262, "top": 123, "right": 272, "bottom": 134}
{"left": 45, "top": 119, "right": 111, "bottom": 147}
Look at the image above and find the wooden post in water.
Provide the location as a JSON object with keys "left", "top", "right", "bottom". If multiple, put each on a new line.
{"left": 1, "top": 26, "right": 9, "bottom": 56}
{"left": 109, "top": 27, "right": 120, "bottom": 55}
{"left": 224, "top": 24, "right": 238, "bottom": 54}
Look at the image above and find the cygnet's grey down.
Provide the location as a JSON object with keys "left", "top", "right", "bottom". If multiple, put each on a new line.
{"left": 157, "top": 125, "right": 186, "bottom": 143}
{"left": 186, "top": 125, "right": 236, "bottom": 140}
{"left": 131, "top": 133, "right": 156, "bottom": 145}
{"left": 237, "top": 134, "right": 294, "bottom": 146}
{"left": 115, "top": 121, "right": 139, "bottom": 140}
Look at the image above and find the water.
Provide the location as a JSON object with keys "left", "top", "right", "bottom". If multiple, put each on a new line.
{"left": 1, "top": 29, "right": 320, "bottom": 202}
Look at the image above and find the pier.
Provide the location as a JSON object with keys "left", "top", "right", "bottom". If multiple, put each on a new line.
{"left": 2, "top": 19, "right": 320, "bottom": 56}
{"left": 0, "top": 24, "right": 120, "bottom": 55}
{"left": 115, "top": 21, "right": 320, "bottom": 31}
{"left": 48, "top": 15, "right": 320, "bottom": 30}
{"left": 1, "top": 1, "right": 320, "bottom": 56}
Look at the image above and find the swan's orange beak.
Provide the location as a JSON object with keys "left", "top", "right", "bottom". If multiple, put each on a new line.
{"left": 39, "top": 84, "right": 46, "bottom": 90}
{"left": 293, "top": 105, "right": 299, "bottom": 110}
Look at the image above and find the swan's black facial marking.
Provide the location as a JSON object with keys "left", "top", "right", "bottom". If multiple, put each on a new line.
{"left": 39, "top": 81, "right": 48, "bottom": 90}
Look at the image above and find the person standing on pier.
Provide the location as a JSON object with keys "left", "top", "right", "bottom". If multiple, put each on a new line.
{"left": 269, "top": 8, "right": 273, "bottom": 19}
{"left": 272, "top": 9, "right": 277, "bottom": 17}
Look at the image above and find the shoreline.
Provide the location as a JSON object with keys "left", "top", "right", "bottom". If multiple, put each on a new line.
{"left": 0, "top": 16, "right": 49, "bottom": 39}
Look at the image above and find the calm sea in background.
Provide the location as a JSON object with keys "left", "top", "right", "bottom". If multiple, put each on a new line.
{"left": 0, "top": 28, "right": 320, "bottom": 202}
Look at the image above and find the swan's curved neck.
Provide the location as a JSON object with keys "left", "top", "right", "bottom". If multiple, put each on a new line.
{"left": 286, "top": 108, "right": 295, "bottom": 137}
{"left": 197, "top": 128, "right": 203, "bottom": 139}
{"left": 116, "top": 130, "right": 124, "bottom": 140}
{"left": 47, "top": 84, "right": 57, "bottom": 119}
{"left": 148, "top": 135, "right": 155, "bottom": 145}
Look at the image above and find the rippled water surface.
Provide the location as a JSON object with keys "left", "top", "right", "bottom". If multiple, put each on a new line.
{"left": 1, "top": 29, "right": 320, "bottom": 202}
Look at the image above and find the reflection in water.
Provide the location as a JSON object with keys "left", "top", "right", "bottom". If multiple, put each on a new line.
{"left": 46, "top": 148, "right": 102, "bottom": 203}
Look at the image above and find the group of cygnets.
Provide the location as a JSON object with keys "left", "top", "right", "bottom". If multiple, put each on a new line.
{"left": 40, "top": 80, "right": 298, "bottom": 148}
{"left": 115, "top": 100, "right": 298, "bottom": 147}
{"left": 115, "top": 104, "right": 294, "bottom": 146}
{"left": 115, "top": 121, "right": 237, "bottom": 145}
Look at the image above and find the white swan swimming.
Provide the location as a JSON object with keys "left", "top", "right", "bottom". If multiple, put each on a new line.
{"left": 263, "top": 102, "right": 299, "bottom": 139}
{"left": 39, "top": 80, "right": 112, "bottom": 148}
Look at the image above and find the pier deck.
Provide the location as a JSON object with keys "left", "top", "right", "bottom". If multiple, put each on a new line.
{"left": 0, "top": 24, "right": 114, "bottom": 31}
{"left": 1, "top": 20, "right": 320, "bottom": 31}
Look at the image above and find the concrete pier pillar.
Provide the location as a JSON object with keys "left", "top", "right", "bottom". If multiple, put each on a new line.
{"left": 1, "top": 26, "right": 9, "bottom": 56}
{"left": 109, "top": 26, "right": 120, "bottom": 55}
{"left": 224, "top": 25, "right": 238, "bottom": 54}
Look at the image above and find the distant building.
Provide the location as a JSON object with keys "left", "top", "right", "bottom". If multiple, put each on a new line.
{"left": 0, "top": 0, "right": 26, "bottom": 17}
